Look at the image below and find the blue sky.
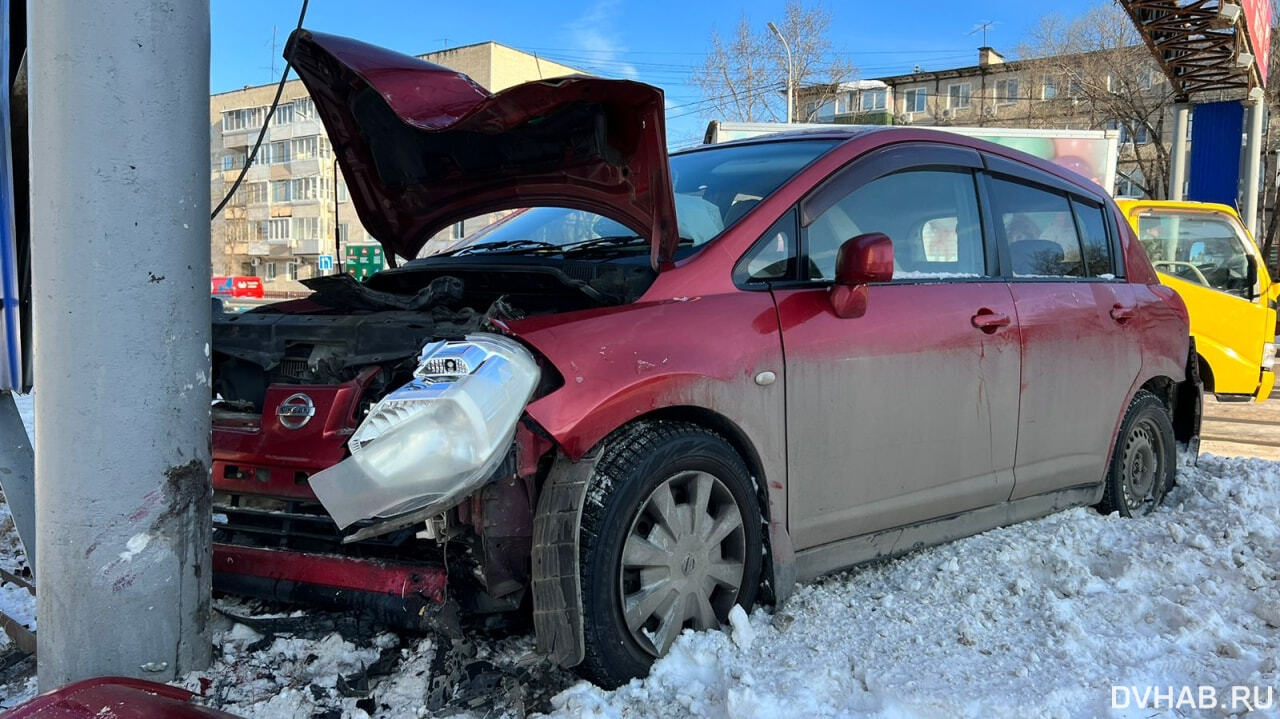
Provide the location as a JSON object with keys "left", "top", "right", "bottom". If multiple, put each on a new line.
{"left": 212, "top": 0, "right": 1102, "bottom": 147}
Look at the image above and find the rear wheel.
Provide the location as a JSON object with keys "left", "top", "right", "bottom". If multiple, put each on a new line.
{"left": 1098, "top": 390, "right": 1175, "bottom": 517}
{"left": 575, "top": 421, "right": 762, "bottom": 688}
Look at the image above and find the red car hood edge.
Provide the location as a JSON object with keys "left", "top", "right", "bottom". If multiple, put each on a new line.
{"left": 286, "top": 29, "right": 679, "bottom": 267}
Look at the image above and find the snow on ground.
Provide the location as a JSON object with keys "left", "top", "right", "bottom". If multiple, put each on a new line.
{"left": 1, "top": 439, "right": 1278, "bottom": 716}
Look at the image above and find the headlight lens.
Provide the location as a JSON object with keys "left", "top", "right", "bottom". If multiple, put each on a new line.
{"left": 309, "top": 333, "right": 540, "bottom": 529}
{"left": 1263, "top": 342, "right": 1276, "bottom": 371}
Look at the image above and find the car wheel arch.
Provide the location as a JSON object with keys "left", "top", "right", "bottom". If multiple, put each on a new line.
{"left": 589, "top": 405, "right": 792, "bottom": 606}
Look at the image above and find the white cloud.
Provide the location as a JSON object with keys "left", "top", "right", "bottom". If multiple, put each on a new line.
{"left": 566, "top": 0, "right": 639, "bottom": 80}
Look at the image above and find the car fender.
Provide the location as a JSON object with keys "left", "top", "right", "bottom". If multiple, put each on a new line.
{"left": 507, "top": 292, "right": 798, "bottom": 615}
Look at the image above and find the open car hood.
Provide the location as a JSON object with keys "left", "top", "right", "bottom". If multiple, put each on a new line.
{"left": 286, "top": 30, "right": 679, "bottom": 266}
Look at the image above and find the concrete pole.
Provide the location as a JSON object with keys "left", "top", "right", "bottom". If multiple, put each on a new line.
{"left": 1169, "top": 103, "right": 1190, "bottom": 201}
{"left": 1243, "top": 98, "right": 1266, "bottom": 237}
{"left": 30, "top": 1, "right": 212, "bottom": 688}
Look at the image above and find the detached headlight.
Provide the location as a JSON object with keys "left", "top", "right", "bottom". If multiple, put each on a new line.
{"left": 309, "top": 333, "right": 539, "bottom": 529}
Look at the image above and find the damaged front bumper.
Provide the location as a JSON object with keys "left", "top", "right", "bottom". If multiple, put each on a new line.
{"left": 308, "top": 333, "right": 540, "bottom": 536}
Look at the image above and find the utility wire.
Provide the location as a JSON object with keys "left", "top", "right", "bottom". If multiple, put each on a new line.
{"left": 211, "top": 0, "right": 310, "bottom": 220}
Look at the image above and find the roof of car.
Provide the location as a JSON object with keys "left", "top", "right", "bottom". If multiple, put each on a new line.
{"left": 674, "top": 125, "right": 889, "bottom": 155}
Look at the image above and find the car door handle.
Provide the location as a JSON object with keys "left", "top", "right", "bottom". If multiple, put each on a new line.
{"left": 971, "top": 309, "right": 1011, "bottom": 333}
{"left": 1110, "top": 304, "right": 1136, "bottom": 323}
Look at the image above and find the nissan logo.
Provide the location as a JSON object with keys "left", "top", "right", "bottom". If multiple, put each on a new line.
{"left": 277, "top": 393, "right": 316, "bottom": 430}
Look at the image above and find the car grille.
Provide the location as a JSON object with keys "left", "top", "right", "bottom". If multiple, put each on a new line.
{"left": 213, "top": 490, "right": 443, "bottom": 562}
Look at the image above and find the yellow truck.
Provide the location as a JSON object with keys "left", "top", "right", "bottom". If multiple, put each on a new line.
{"left": 1117, "top": 200, "right": 1278, "bottom": 402}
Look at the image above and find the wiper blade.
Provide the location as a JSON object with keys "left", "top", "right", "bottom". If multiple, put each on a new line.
{"left": 446, "top": 239, "right": 562, "bottom": 256}
{"left": 560, "top": 235, "right": 648, "bottom": 255}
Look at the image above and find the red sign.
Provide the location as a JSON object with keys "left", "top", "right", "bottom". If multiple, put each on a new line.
{"left": 1242, "top": 0, "right": 1273, "bottom": 86}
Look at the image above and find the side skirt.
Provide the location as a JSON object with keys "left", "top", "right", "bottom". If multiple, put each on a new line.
{"left": 794, "top": 484, "right": 1100, "bottom": 583}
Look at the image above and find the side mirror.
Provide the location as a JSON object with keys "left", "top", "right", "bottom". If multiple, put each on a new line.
{"left": 830, "top": 233, "right": 893, "bottom": 319}
{"left": 1246, "top": 254, "right": 1259, "bottom": 301}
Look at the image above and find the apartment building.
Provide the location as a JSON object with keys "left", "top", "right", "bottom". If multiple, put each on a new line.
{"left": 210, "top": 42, "right": 582, "bottom": 291}
{"left": 799, "top": 46, "right": 1174, "bottom": 198}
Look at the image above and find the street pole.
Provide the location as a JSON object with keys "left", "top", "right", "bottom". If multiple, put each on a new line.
{"left": 333, "top": 156, "right": 342, "bottom": 274}
{"left": 30, "top": 0, "right": 212, "bottom": 688}
{"left": 1243, "top": 94, "right": 1266, "bottom": 237}
{"left": 1169, "top": 102, "right": 1190, "bottom": 201}
{"left": 767, "top": 21, "right": 793, "bottom": 124}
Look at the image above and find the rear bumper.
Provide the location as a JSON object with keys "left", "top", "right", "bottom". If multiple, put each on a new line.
{"left": 212, "top": 543, "right": 449, "bottom": 630}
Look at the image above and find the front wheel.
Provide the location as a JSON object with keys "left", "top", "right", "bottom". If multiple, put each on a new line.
{"left": 1097, "top": 390, "right": 1176, "bottom": 517}
{"left": 575, "top": 421, "right": 763, "bottom": 688}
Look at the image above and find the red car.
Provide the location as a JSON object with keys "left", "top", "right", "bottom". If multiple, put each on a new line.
{"left": 209, "top": 30, "right": 1200, "bottom": 687}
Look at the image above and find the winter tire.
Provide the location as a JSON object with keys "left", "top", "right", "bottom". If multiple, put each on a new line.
{"left": 574, "top": 421, "right": 763, "bottom": 687}
{"left": 1097, "top": 389, "right": 1176, "bottom": 517}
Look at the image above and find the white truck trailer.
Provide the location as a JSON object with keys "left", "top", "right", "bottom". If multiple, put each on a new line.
{"left": 703, "top": 121, "right": 1121, "bottom": 196}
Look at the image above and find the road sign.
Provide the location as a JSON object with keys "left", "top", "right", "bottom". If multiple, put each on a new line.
{"left": 317, "top": 254, "right": 334, "bottom": 272}
{"left": 344, "top": 243, "right": 384, "bottom": 281}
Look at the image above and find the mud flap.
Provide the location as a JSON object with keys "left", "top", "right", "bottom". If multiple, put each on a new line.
{"left": 1175, "top": 338, "right": 1204, "bottom": 467}
{"left": 530, "top": 451, "right": 596, "bottom": 668}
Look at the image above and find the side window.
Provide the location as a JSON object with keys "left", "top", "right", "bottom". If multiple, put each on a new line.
{"left": 1138, "top": 213, "right": 1254, "bottom": 298}
{"left": 989, "top": 176, "right": 1086, "bottom": 278}
{"left": 1071, "top": 198, "right": 1116, "bottom": 277}
{"left": 736, "top": 209, "right": 797, "bottom": 284}
{"left": 805, "top": 169, "right": 985, "bottom": 281}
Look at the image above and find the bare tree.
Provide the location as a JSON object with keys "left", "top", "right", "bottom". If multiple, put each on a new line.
{"left": 694, "top": 2, "right": 853, "bottom": 123}
{"left": 1021, "top": 4, "right": 1175, "bottom": 199}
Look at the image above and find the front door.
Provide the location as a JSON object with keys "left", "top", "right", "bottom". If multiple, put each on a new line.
{"left": 769, "top": 151, "right": 1021, "bottom": 551}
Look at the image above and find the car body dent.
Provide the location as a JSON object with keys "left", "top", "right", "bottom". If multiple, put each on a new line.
{"left": 286, "top": 29, "right": 678, "bottom": 266}
{"left": 511, "top": 289, "right": 792, "bottom": 594}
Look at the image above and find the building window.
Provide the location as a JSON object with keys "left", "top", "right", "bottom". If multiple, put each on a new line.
{"left": 271, "top": 180, "right": 291, "bottom": 203}
{"left": 261, "top": 140, "right": 291, "bottom": 165}
{"left": 291, "top": 136, "right": 318, "bottom": 160}
{"left": 1066, "top": 75, "right": 1084, "bottom": 98}
{"left": 273, "top": 103, "right": 294, "bottom": 125}
{"left": 994, "top": 78, "right": 1019, "bottom": 105}
{"left": 288, "top": 177, "right": 320, "bottom": 202}
{"left": 265, "top": 262, "right": 277, "bottom": 281}
{"left": 287, "top": 262, "right": 299, "bottom": 281}
{"left": 294, "top": 97, "right": 315, "bottom": 119}
{"left": 221, "top": 106, "right": 266, "bottom": 132}
{"left": 859, "top": 88, "right": 887, "bottom": 112}
{"left": 268, "top": 218, "right": 290, "bottom": 241}
{"left": 220, "top": 154, "right": 243, "bottom": 171}
{"left": 293, "top": 217, "right": 320, "bottom": 239}
{"left": 903, "top": 88, "right": 927, "bottom": 113}
{"left": 1138, "top": 68, "right": 1155, "bottom": 90}
{"left": 243, "top": 182, "right": 268, "bottom": 205}
{"left": 337, "top": 180, "right": 348, "bottom": 203}
{"left": 947, "top": 83, "right": 972, "bottom": 109}
{"left": 1041, "top": 75, "right": 1058, "bottom": 100}
{"left": 338, "top": 223, "right": 350, "bottom": 242}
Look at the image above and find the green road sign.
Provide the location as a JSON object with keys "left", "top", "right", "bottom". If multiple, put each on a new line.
{"left": 344, "top": 244, "right": 384, "bottom": 281}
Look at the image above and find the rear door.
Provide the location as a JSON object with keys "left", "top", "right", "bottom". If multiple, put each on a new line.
{"left": 756, "top": 144, "right": 1021, "bottom": 550}
{"left": 982, "top": 157, "right": 1141, "bottom": 500}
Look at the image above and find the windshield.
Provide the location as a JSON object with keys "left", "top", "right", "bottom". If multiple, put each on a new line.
{"left": 433, "top": 139, "right": 837, "bottom": 257}
{"left": 1137, "top": 210, "right": 1254, "bottom": 298}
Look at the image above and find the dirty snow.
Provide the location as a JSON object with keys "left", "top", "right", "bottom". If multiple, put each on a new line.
{"left": 0, "top": 424, "right": 1277, "bottom": 715}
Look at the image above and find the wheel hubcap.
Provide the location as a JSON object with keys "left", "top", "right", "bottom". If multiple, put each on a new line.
{"left": 1121, "top": 417, "right": 1162, "bottom": 511}
{"left": 618, "top": 470, "right": 746, "bottom": 657}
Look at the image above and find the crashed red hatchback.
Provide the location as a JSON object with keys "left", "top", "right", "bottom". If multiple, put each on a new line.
{"left": 210, "top": 30, "right": 1201, "bottom": 687}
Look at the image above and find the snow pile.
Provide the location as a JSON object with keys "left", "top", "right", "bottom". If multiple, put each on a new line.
{"left": 1, "top": 443, "right": 1278, "bottom": 717}
{"left": 547, "top": 454, "right": 1280, "bottom": 718}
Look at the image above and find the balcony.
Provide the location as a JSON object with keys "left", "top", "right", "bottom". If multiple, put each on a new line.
{"left": 293, "top": 238, "right": 323, "bottom": 255}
